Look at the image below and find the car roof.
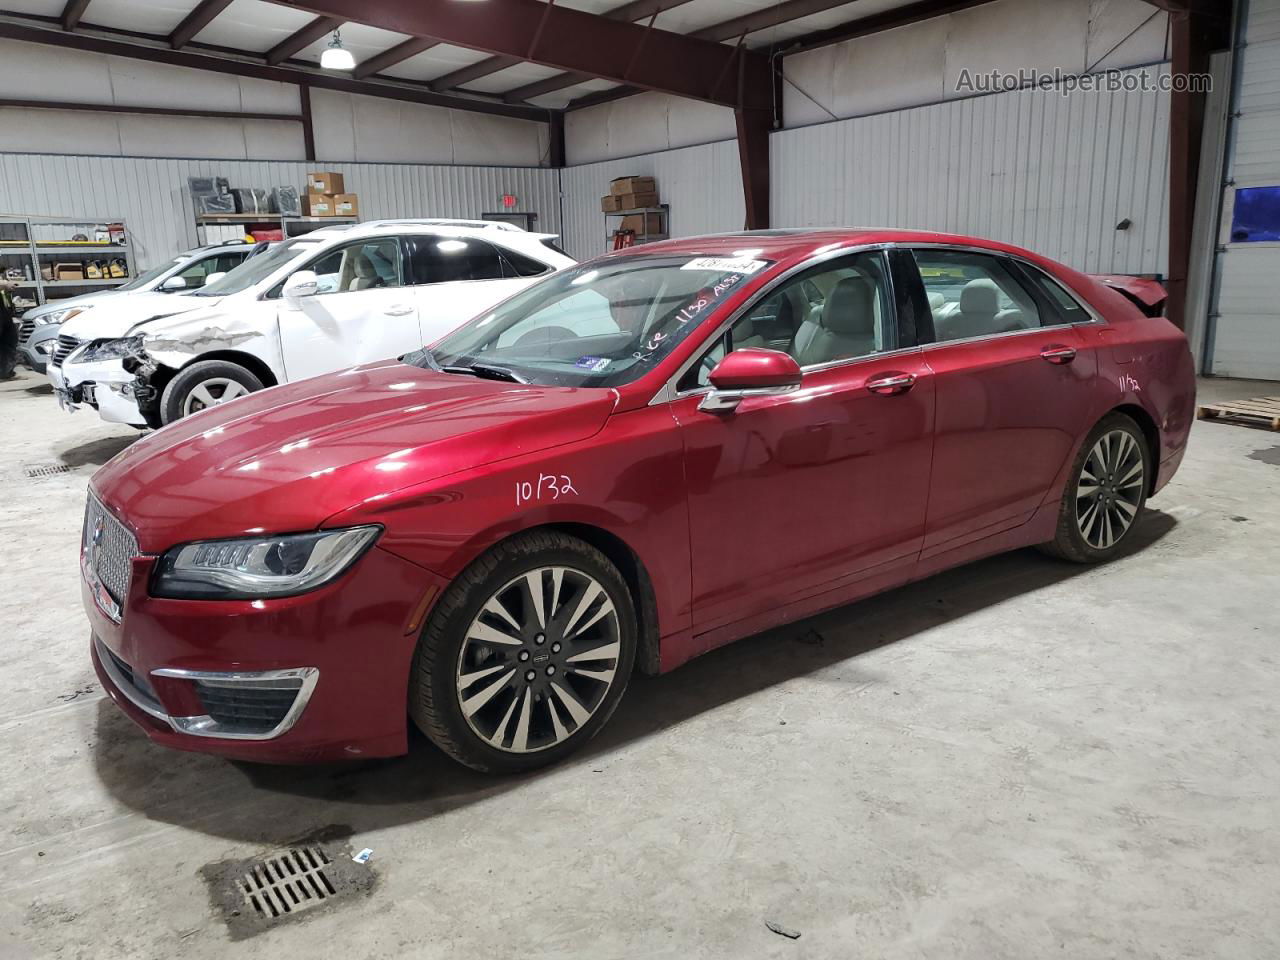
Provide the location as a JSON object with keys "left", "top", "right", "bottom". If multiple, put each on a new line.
{"left": 311, "top": 219, "right": 548, "bottom": 242}
{"left": 596, "top": 228, "right": 1049, "bottom": 268}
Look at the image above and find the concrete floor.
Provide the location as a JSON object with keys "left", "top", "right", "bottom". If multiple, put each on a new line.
{"left": 1, "top": 368, "right": 1278, "bottom": 960}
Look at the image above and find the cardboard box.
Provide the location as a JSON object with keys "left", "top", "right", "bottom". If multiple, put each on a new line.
{"left": 302, "top": 193, "right": 336, "bottom": 217}
{"left": 619, "top": 213, "right": 664, "bottom": 234}
{"left": 308, "top": 172, "right": 345, "bottom": 195}
{"left": 332, "top": 193, "right": 359, "bottom": 218}
{"left": 610, "top": 176, "right": 655, "bottom": 197}
{"left": 615, "top": 191, "right": 659, "bottom": 210}
{"left": 601, "top": 194, "right": 626, "bottom": 213}
{"left": 53, "top": 262, "right": 84, "bottom": 280}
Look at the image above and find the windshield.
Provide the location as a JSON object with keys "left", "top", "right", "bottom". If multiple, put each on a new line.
{"left": 118, "top": 257, "right": 184, "bottom": 292}
{"left": 191, "top": 237, "right": 323, "bottom": 296}
{"left": 426, "top": 254, "right": 773, "bottom": 387}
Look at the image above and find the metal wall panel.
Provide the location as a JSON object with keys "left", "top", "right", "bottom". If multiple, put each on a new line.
{"left": 559, "top": 139, "right": 745, "bottom": 261}
{"left": 1208, "top": 0, "right": 1280, "bottom": 379}
{"left": 772, "top": 63, "right": 1171, "bottom": 276}
{"left": 0, "top": 154, "right": 561, "bottom": 269}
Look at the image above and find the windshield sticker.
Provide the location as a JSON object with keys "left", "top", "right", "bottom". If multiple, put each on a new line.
{"left": 516, "top": 473, "right": 579, "bottom": 507}
{"left": 681, "top": 257, "right": 768, "bottom": 275}
{"left": 574, "top": 356, "right": 611, "bottom": 372}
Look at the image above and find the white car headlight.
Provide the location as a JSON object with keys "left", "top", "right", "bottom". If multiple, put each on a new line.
{"left": 35, "top": 306, "right": 86, "bottom": 326}
{"left": 76, "top": 335, "right": 145, "bottom": 363}
{"left": 151, "top": 526, "right": 381, "bottom": 599}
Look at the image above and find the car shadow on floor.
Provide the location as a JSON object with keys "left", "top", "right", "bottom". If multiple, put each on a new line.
{"left": 58, "top": 433, "right": 139, "bottom": 468}
{"left": 90, "top": 509, "right": 1177, "bottom": 845}
{"left": 24, "top": 383, "right": 52, "bottom": 396}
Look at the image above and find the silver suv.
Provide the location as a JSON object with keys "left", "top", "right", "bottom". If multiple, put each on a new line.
{"left": 18, "top": 239, "right": 263, "bottom": 374}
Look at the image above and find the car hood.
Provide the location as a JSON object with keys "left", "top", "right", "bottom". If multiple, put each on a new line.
{"left": 91, "top": 360, "right": 619, "bottom": 552}
{"left": 58, "top": 291, "right": 219, "bottom": 341}
{"left": 22, "top": 289, "right": 117, "bottom": 319}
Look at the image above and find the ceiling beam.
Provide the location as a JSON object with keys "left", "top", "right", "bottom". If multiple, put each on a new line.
{"left": 265, "top": 15, "right": 344, "bottom": 65}
{"left": 429, "top": 0, "right": 697, "bottom": 93}
{"left": 266, "top": 0, "right": 772, "bottom": 109}
{"left": 0, "top": 97, "right": 302, "bottom": 122}
{"left": 563, "top": 0, "right": 1002, "bottom": 110}
{"left": 60, "top": 0, "right": 91, "bottom": 31}
{"left": 353, "top": 36, "right": 439, "bottom": 79}
{"left": 503, "top": 0, "right": 861, "bottom": 103}
{"left": 0, "top": 18, "right": 551, "bottom": 122}
{"left": 168, "top": 0, "right": 235, "bottom": 49}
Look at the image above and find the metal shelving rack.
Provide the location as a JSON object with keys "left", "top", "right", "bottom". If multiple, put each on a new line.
{"left": 0, "top": 216, "right": 136, "bottom": 309}
{"left": 605, "top": 204, "right": 670, "bottom": 249}
{"left": 195, "top": 213, "right": 359, "bottom": 245}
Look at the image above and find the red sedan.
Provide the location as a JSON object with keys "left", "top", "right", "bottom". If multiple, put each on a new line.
{"left": 85, "top": 230, "right": 1195, "bottom": 771}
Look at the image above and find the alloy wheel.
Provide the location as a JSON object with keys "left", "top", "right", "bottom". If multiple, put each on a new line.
{"left": 1075, "top": 429, "right": 1144, "bottom": 550}
{"left": 455, "top": 566, "right": 622, "bottom": 754}
{"left": 184, "top": 377, "right": 249, "bottom": 415}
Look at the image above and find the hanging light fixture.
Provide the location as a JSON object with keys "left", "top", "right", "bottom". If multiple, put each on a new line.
{"left": 320, "top": 29, "right": 356, "bottom": 71}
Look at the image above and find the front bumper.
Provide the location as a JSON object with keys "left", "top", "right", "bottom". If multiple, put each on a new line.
{"left": 88, "top": 545, "right": 446, "bottom": 764}
{"left": 54, "top": 357, "right": 148, "bottom": 426}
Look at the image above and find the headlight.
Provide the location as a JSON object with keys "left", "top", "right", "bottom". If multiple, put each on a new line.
{"left": 34, "top": 307, "right": 85, "bottom": 326}
{"left": 76, "top": 335, "right": 145, "bottom": 363}
{"left": 151, "top": 526, "right": 381, "bottom": 599}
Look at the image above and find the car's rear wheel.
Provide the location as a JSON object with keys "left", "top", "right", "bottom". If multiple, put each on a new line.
{"left": 410, "top": 531, "right": 637, "bottom": 773}
{"left": 159, "top": 359, "right": 263, "bottom": 425}
{"left": 1041, "top": 412, "right": 1150, "bottom": 563}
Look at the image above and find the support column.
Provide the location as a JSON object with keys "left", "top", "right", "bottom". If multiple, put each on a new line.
{"left": 735, "top": 106, "right": 771, "bottom": 229}
{"left": 1167, "top": 4, "right": 1229, "bottom": 329}
{"left": 299, "top": 82, "right": 316, "bottom": 162}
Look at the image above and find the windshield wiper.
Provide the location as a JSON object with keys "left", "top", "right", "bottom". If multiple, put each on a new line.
{"left": 441, "top": 362, "right": 527, "bottom": 384}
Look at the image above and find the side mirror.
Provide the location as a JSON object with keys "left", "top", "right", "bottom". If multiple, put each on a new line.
{"left": 700, "top": 348, "right": 802, "bottom": 413}
{"left": 282, "top": 270, "right": 320, "bottom": 301}
{"left": 159, "top": 276, "right": 186, "bottom": 291}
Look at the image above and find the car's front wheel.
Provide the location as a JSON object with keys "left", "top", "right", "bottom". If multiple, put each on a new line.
{"left": 410, "top": 531, "right": 637, "bottom": 773}
{"left": 1042, "top": 412, "right": 1150, "bottom": 563}
{"left": 159, "top": 359, "right": 263, "bottom": 425}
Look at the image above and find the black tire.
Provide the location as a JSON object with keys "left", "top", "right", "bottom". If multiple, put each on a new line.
{"left": 410, "top": 531, "right": 637, "bottom": 774}
{"left": 1040, "top": 412, "right": 1151, "bottom": 563}
{"left": 159, "top": 359, "right": 263, "bottom": 425}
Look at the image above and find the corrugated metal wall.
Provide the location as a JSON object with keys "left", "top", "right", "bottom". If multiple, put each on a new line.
{"left": 772, "top": 63, "right": 1171, "bottom": 276}
{"left": 559, "top": 140, "right": 745, "bottom": 261}
{"left": 0, "top": 154, "right": 561, "bottom": 270}
{"left": 1207, "top": 0, "right": 1280, "bottom": 379}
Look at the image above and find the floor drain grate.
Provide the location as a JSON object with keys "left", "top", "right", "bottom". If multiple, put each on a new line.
{"left": 24, "top": 463, "right": 73, "bottom": 479}
{"left": 239, "top": 846, "right": 336, "bottom": 920}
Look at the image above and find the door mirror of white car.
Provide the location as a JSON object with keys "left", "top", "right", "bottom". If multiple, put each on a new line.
{"left": 283, "top": 270, "right": 320, "bottom": 301}
{"left": 202, "top": 272, "right": 227, "bottom": 288}
{"left": 159, "top": 276, "right": 187, "bottom": 291}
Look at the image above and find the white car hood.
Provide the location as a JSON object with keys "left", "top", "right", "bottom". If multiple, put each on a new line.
{"left": 58, "top": 291, "right": 219, "bottom": 341}
{"left": 22, "top": 288, "right": 120, "bottom": 319}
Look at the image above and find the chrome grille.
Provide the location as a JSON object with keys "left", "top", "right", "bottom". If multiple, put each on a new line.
{"left": 83, "top": 493, "right": 139, "bottom": 604}
{"left": 17, "top": 318, "right": 36, "bottom": 343}
{"left": 52, "top": 334, "right": 81, "bottom": 368}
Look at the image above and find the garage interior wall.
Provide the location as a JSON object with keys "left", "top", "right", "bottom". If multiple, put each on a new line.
{"left": 0, "top": 155, "right": 562, "bottom": 271}
{"left": 560, "top": 61, "right": 1170, "bottom": 274}
{"left": 0, "top": 37, "right": 550, "bottom": 165}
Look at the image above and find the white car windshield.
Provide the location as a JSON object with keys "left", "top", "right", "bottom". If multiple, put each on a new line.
{"left": 422, "top": 254, "right": 773, "bottom": 388}
{"left": 190, "top": 238, "right": 324, "bottom": 297}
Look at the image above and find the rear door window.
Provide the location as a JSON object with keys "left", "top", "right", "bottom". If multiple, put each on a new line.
{"left": 910, "top": 250, "right": 1042, "bottom": 342}
{"left": 404, "top": 236, "right": 506, "bottom": 284}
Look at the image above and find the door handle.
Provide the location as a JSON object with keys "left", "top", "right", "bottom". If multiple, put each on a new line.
{"left": 1040, "top": 344, "right": 1077, "bottom": 364}
{"left": 865, "top": 372, "right": 916, "bottom": 396}
{"left": 384, "top": 304, "right": 414, "bottom": 317}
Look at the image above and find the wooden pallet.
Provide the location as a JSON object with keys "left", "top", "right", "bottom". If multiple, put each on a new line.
{"left": 1197, "top": 396, "right": 1280, "bottom": 431}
